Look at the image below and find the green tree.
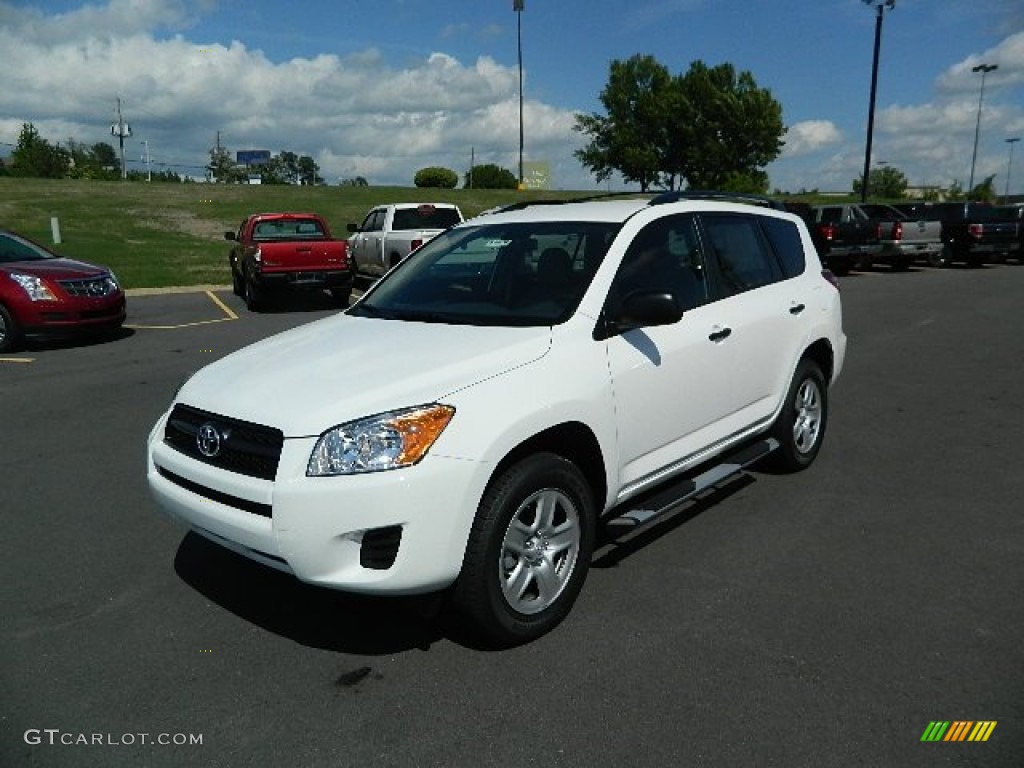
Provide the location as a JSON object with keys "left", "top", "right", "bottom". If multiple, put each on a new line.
{"left": 852, "top": 165, "right": 908, "bottom": 198}
{"left": 464, "top": 163, "right": 517, "bottom": 189}
{"left": 968, "top": 174, "right": 997, "bottom": 202}
{"left": 574, "top": 57, "right": 784, "bottom": 192}
{"left": 415, "top": 166, "right": 458, "bottom": 188}
{"left": 206, "top": 145, "right": 247, "bottom": 183}
{"left": 296, "top": 155, "right": 323, "bottom": 185}
{"left": 574, "top": 54, "right": 673, "bottom": 191}
{"left": 10, "top": 122, "right": 70, "bottom": 178}
{"left": 668, "top": 62, "right": 784, "bottom": 189}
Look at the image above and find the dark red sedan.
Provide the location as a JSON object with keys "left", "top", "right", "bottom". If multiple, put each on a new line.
{"left": 0, "top": 230, "right": 126, "bottom": 352}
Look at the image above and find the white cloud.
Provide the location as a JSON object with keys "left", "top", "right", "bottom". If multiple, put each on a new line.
{"left": 0, "top": 4, "right": 592, "bottom": 187}
{"left": 781, "top": 121, "right": 843, "bottom": 157}
{"left": 936, "top": 31, "right": 1024, "bottom": 94}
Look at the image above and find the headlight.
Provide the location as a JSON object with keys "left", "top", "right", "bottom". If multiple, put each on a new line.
{"left": 307, "top": 404, "right": 455, "bottom": 476}
{"left": 106, "top": 271, "right": 121, "bottom": 292}
{"left": 9, "top": 272, "right": 57, "bottom": 301}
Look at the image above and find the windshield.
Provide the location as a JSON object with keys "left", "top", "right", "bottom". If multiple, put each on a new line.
{"left": 0, "top": 233, "right": 55, "bottom": 263}
{"left": 252, "top": 218, "right": 325, "bottom": 240}
{"left": 349, "top": 221, "right": 620, "bottom": 326}
{"left": 392, "top": 206, "right": 462, "bottom": 231}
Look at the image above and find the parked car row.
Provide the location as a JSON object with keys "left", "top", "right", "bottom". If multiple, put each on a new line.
{"left": 786, "top": 201, "right": 1022, "bottom": 275}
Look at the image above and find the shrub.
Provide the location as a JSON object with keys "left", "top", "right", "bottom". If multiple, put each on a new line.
{"left": 464, "top": 163, "right": 518, "bottom": 190}
{"left": 414, "top": 166, "right": 458, "bottom": 188}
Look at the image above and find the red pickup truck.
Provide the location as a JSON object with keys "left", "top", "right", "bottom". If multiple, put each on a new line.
{"left": 226, "top": 213, "right": 353, "bottom": 311}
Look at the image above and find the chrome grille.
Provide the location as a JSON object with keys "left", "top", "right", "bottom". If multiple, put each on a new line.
{"left": 59, "top": 275, "right": 118, "bottom": 297}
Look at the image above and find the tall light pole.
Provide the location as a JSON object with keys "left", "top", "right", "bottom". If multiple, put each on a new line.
{"left": 968, "top": 63, "right": 998, "bottom": 194}
{"left": 1006, "top": 137, "right": 1021, "bottom": 200}
{"left": 514, "top": 0, "right": 524, "bottom": 190}
{"left": 860, "top": 0, "right": 895, "bottom": 203}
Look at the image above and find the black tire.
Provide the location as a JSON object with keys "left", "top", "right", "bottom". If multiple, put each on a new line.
{"left": 231, "top": 265, "right": 244, "bottom": 297}
{"left": 929, "top": 244, "right": 953, "bottom": 268}
{"left": 330, "top": 286, "right": 351, "bottom": 307}
{"left": 450, "top": 453, "right": 595, "bottom": 647}
{"left": 0, "top": 303, "right": 22, "bottom": 353}
{"left": 243, "top": 269, "right": 264, "bottom": 312}
{"left": 768, "top": 360, "right": 828, "bottom": 472}
{"left": 389, "top": 252, "right": 403, "bottom": 269}
{"left": 891, "top": 256, "right": 911, "bottom": 272}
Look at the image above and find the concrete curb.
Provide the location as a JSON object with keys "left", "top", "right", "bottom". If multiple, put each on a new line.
{"left": 125, "top": 284, "right": 232, "bottom": 297}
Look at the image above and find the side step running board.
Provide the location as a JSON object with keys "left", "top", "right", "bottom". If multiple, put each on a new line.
{"left": 606, "top": 438, "right": 779, "bottom": 528}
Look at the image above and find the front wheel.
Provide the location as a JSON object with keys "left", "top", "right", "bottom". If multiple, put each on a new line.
{"left": 450, "top": 453, "right": 595, "bottom": 647}
{"left": 0, "top": 303, "right": 22, "bottom": 353}
{"left": 768, "top": 360, "right": 828, "bottom": 472}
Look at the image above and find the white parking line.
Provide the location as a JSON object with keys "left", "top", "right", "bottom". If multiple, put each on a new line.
{"left": 0, "top": 357, "right": 34, "bottom": 364}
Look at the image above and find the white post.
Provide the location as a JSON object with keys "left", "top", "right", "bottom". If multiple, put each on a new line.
{"left": 50, "top": 217, "right": 62, "bottom": 245}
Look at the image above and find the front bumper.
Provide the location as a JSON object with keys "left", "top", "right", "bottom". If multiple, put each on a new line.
{"left": 254, "top": 268, "right": 353, "bottom": 290}
{"left": 19, "top": 295, "right": 126, "bottom": 337}
{"left": 147, "top": 413, "right": 484, "bottom": 595}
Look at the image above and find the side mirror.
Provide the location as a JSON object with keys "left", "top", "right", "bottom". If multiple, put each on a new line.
{"left": 224, "top": 231, "right": 237, "bottom": 241}
{"left": 599, "top": 290, "right": 683, "bottom": 339}
{"left": 346, "top": 223, "right": 359, "bottom": 233}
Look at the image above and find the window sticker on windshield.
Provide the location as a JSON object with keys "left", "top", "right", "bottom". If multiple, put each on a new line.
{"left": 484, "top": 239, "right": 513, "bottom": 249}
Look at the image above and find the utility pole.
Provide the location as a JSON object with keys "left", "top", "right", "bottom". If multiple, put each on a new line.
{"left": 141, "top": 140, "right": 152, "bottom": 182}
{"left": 111, "top": 97, "right": 132, "bottom": 180}
{"left": 514, "top": 0, "right": 524, "bottom": 190}
{"left": 860, "top": 1, "right": 895, "bottom": 203}
{"left": 968, "top": 64, "right": 998, "bottom": 194}
{"left": 1005, "top": 137, "right": 1021, "bottom": 200}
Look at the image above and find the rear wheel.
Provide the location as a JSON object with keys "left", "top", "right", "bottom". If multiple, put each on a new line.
{"left": 768, "top": 360, "right": 828, "bottom": 472}
{"left": 929, "top": 244, "right": 953, "bottom": 268}
{"left": 450, "top": 453, "right": 595, "bottom": 647}
{"left": 0, "top": 303, "right": 22, "bottom": 353}
{"left": 243, "top": 269, "right": 265, "bottom": 312}
{"left": 330, "top": 286, "right": 352, "bottom": 307}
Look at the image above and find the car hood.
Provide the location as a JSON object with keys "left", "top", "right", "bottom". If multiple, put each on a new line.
{"left": 1, "top": 258, "right": 111, "bottom": 280}
{"left": 175, "top": 314, "right": 552, "bottom": 436}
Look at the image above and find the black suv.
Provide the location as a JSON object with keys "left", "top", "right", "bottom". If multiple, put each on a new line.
{"left": 896, "top": 202, "right": 1019, "bottom": 266}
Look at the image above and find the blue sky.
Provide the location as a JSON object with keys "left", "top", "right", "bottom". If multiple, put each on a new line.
{"left": 1, "top": 0, "right": 1022, "bottom": 193}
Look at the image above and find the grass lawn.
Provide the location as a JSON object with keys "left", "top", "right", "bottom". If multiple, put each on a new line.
{"left": 0, "top": 178, "right": 591, "bottom": 288}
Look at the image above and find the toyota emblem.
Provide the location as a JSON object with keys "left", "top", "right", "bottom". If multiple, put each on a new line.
{"left": 197, "top": 423, "right": 223, "bottom": 458}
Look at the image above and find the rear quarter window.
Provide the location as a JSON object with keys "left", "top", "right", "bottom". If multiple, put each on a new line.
{"left": 760, "top": 217, "right": 806, "bottom": 279}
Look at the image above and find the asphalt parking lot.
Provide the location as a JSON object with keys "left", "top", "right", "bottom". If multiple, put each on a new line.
{"left": 2, "top": 266, "right": 1022, "bottom": 767}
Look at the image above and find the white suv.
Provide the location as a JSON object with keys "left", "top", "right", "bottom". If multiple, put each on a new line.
{"left": 147, "top": 193, "right": 846, "bottom": 645}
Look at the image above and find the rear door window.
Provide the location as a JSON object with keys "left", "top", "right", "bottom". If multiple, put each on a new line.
{"left": 700, "top": 214, "right": 782, "bottom": 297}
{"left": 759, "top": 217, "right": 806, "bottom": 279}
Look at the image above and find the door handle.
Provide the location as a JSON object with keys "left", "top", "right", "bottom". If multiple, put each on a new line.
{"left": 789, "top": 303, "right": 806, "bottom": 315}
{"left": 708, "top": 326, "right": 732, "bottom": 342}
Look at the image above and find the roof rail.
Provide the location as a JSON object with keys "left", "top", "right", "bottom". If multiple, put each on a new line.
{"left": 489, "top": 190, "right": 649, "bottom": 214}
{"left": 648, "top": 190, "right": 785, "bottom": 210}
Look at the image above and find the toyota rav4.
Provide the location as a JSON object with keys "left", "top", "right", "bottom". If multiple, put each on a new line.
{"left": 147, "top": 193, "right": 846, "bottom": 646}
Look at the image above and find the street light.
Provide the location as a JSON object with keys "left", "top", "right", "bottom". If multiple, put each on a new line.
{"left": 860, "top": 0, "right": 895, "bottom": 203}
{"left": 514, "top": 0, "right": 524, "bottom": 189}
{"left": 1004, "top": 137, "right": 1020, "bottom": 200}
{"left": 968, "top": 63, "right": 998, "bottom": 194}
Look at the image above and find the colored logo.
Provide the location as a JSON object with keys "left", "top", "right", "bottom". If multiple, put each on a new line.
{"left": 920, "top": 721, "right": 996, "bottom": 742}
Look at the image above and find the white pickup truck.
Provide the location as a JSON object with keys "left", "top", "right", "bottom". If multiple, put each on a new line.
{"left": 347, "top": 203, "right": 463, "bottom": 277}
